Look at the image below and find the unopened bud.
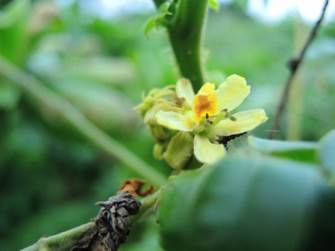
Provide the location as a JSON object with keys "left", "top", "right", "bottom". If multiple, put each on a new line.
{"left": 163, "top": 132, "right": 193, "bottom": 170}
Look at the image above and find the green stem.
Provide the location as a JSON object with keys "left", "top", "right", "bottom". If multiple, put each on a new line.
{"left": 132, "top": 190, "right": 160, "bottom": 221}
{"left": 21, "top": 193, "right": 160, "bottom": 251}
{"left": 154, "top": 0, "right": 208, "bottom": 91}
{"left": 21, "top": 223, "right": 95, "bottom": 251}
{"left": 0, "top": 56, "right": 166, "bottom": 187}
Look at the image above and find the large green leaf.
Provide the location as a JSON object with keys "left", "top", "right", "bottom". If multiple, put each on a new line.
{"left": 120, "top": 217, "right": 164, "bottom": 251}
{"left": 159, "top": 154, "right": 335, "bottom": 251}
{"left": 318, "top": 130, "right": 335, "bottom": 178}
{"left": 248, "top": 136, "right": 317, "bottom": 163}
{"left": 208, "top": 0, "right": 220, "bottom": 11}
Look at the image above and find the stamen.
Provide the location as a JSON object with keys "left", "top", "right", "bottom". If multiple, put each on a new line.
{"left": 205, "top": 113, "right": 213, "bottom": 125}
{"left": 217, "top": 132, "right": 247, "bottom": 149}
{"left": 229, "top": 116, "right": 237, "bottom": 121}
{"left": 221, "top": 108, "right": 237, "bottom": 121}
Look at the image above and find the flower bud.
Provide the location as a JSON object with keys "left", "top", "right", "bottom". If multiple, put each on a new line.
{"left": 150, "top": 124, "right": 172, "bottom": 143}
{"left": 153, "top": 143, "right": 165, "bottom": 160}
{"left": 163, "top": 132, "right": 194, "bottom": 170}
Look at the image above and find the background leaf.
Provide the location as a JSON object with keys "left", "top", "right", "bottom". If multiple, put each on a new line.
{"left": 248, "top": 136, "right": 318, "bottom": 163}
{"left": 159, "top": 154, "right": 335, "bottom": 251}
{"left": 208, "top": 0, "right": 220, "bottom": 11}
{"left": 318, "top": 130, "right": 335, "bottom": 178}
{"left": 120, "top": 217, "right": 165, "bottom": 251}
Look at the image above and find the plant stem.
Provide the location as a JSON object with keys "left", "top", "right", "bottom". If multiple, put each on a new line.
{"left": 21, "top": 223, "right": 95, "bottom": 251}
{"left": 20, "top": 193, "right": 160, "bottom": 251}
{"left": 132, "top": 190, "right": 160, "bottom": 221}
{"left": 0, "top": 56, "right": 166, "bottom": 187}
{"left": 153, "top": 0, "right": 207, "bottom": 91}
{"left": 270, "top": 0, "right": 329, "bottom": 139}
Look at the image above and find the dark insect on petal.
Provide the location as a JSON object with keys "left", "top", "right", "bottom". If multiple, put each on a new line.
{"left": 217, "top": 132, "right": 247, "bottom": 149}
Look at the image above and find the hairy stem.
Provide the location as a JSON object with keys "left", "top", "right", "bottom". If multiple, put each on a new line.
{"left": 0, "top": 56, "right": 166, "bottom": 186}
{"left": 154, "top": 0, "right": 208, "bottom": 91}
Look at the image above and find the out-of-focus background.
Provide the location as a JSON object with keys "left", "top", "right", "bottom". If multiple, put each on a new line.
{"left": 0, "top": 0, "right": 335, "bottom": 250}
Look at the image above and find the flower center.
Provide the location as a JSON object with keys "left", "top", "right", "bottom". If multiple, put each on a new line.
{"left": 192, "top": 83, "right": 218, "bottom": 123}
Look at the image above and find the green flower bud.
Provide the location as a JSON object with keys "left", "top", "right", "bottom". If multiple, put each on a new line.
{"left": 163, "top": 132, "right": 194, "bottom": 170}
{"left": 153, "top": 143, "right": 165, "bottom": 160}
{"left": 137, "top": 85, "right": 186, "bottom": 145}
{"left": 136, "top": 86, "right": 176, "bottom": 117}
{"left": 150, "top": 125, "right": 172, "bottom": 143}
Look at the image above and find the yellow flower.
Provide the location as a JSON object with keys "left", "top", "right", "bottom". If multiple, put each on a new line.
{"left": 155, "top": 74, "right": 268, "bottom": 164}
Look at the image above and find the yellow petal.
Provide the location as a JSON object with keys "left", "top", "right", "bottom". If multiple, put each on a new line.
{"left": 198, "top": 82, "right": 216, "bottom": 95}
{"left": 176, "top": 78, "right": 194, "bottom": 107}
{"left": 213, "top": 109, "right": 268, "bottom": 136}
{"left": 194, "top": 135, "right": 226, "bottom": 164}
{"left": 216, "top": 74, "right": 250, "bottom": 112}
{"left": 156, "top": 111, "right": 193, "bottom": 131}
{"left": 192, "top": 83, "right": 218, "bottom": 123}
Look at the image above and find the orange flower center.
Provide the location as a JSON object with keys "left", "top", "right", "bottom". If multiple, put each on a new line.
{"left": 192, "top": 83, "right": 218, "bottom": 123}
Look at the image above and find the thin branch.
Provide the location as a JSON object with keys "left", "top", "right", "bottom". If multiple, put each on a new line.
{"left": 269, "top": 0, "right": 329, "bottom": 139}
{"left": 0, "top": 56, "right": 167, "bottom": 186}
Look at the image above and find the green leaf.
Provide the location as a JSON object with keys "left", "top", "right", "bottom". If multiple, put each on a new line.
{"left": 0, "top": 0, "right": 28, "bottom": 27}
{"left": 159, "top": 154, "right": 335, "bottom": 251}
{"left": 318, "top": 130, "right": 335, "bottom": 178}
{"left": 248, "top": 136, "right": 318, "bottom": 163}
{"left": 0, "top": 0, "right": 30, "bottom": 63}
{"left": 159, "top": 1, "right": 173, "bottom": 13}
{"left": 208, "top": 0, "right": 220, "bottom": 11}
{"left": 144, "top": 0, "right": 173, "bottom": 34}
{"left": 120, "top": 217, "right": 165, "bottom": 251}
{"left": 144, "top": 17, "right": 159, "bottom": 35}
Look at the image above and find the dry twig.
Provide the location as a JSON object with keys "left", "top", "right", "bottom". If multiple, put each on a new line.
{"left": 270, "top": 0, "right": 329, "bottom": 138}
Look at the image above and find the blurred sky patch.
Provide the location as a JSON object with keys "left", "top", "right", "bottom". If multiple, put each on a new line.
{"left": 61, "top": 0, "right": 335, "bottom": 23}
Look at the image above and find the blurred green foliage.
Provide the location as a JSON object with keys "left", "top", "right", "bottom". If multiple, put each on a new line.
{"left": 159, "top": 154, "right": 335, "bottom": 251}
{"left": 1, "top": 0, "right": 335, "bottom": 250}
